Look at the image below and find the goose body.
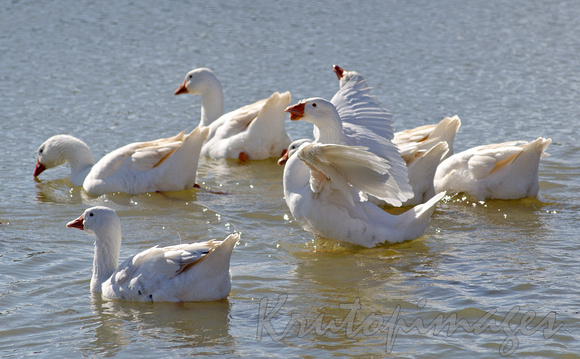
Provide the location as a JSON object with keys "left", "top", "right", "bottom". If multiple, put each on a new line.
{"left": 434, "top": 137, "right": 551, "bottom": 200}
{"left": 34, "top": 126, "right": 209, "bottom": 197}
{"left": 66, "top": 206, "right": 238, "bottom": 302}
{"left": 175, "top": 68, "right": 291, "bottom": 161}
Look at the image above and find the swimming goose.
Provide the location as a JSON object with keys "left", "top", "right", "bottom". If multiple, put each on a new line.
{"left": 289, "top": 70, "right": 416, "bottom": 205}
{"left": 434, "top": 137, "right": 552, "bottom": 200}
{"left": 34, "top": 126, "right": 209, "bottom": 197}
{"left": 175, "top": 68, "right": 291, "bottom": 161}
{"left": 67, "top": 206, "right": 238, "bottom": 301}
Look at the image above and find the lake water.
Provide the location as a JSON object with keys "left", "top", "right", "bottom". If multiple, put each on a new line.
{"left": 1, "top": 1, "right": 579, "bottom": 357}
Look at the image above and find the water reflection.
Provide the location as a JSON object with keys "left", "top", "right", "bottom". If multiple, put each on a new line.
{"left": 441, "top": 193, "right": 552, "bottom": 239}
{"left": 35, "top": 177, "right": 202, "bottom": 209}
{"left": 85, "top": 294, "right": 233, "bottom": 356}
{"left": 255, "top": 240, "right": 446, "bottom": 353}
{"left": 34, "top": 178, "right": 80, "bottom": 204}
{"left": 284, "top": 238, "right": 442, "bottom": 313}
{"left": 196, "top": 157, "right": 285, "bottom": 189}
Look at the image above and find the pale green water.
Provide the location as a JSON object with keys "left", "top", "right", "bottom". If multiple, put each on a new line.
{"left": 1, "top": 1, "right": 579, "bottom": 357}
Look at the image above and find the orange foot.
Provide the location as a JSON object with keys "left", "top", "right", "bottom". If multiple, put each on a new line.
{"left": 238, "top": 152, "right": 248, "bottom": 161}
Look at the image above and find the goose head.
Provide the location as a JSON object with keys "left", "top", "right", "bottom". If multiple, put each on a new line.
{"left": 175, "top": 68, "right": 224, "bottom": 126}
{"left": 66, "top": 206, "right": 121, "bottom": 239}
{"left": 285, "top": 98, "right": 338, "bottom": 123}
{"left": 35, "top": 136, "right": 67, "bottom": 176}
{"left": 34, "top": 135, "right": 91, "bottom": 176}
{"left": 285, "top": 98, "right": 344, "bottom": 144}
{"left": 333, "top": 64, "right": 346, "bottom": 80}
{"left": 34, "top": 135, "right": 94, "bottom": 185}
{"left": 174, "top": 68, "right": 222, "bottom": 96}
{"left": 277, "top": 139, "right": 312, "bottom": 165}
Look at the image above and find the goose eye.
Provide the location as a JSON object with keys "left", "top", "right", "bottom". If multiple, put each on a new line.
{"left": 188, "top": 75, "right": 193, "bottom": 79}
{"left": 89, "top": 213, "right": 94, "bottom": 217}
{"left": 312, "top": 103, "right": 317, "bottom": 107}
{"left": 39, "top": 149, "right": 43, "bottom": 154}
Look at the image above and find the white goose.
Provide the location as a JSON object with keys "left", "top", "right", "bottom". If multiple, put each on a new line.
{"left": 175, "top": 68, "right": 291, "bottom": 161}
{"left": 331, "top": 65, "right": 461, "bottom": 205}
{"left": 434, "top": 137, "right": 552, "bottom": 200}
{"left": 282, "top": 100, "right": 445, "bottom": 247}
{"left": 66, "top": 206, "right": 238, "bottom": 302}
{"left": 34, "top": 126, "right": 209, "bottom": 197}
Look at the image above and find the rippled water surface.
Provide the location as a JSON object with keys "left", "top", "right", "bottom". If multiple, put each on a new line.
{"left": 1, "top": 1, "right": 579, "bottom": 357}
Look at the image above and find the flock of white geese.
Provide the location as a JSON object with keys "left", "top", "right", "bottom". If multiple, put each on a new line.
{"left": 34, "top": 65, "right": 551, "bottom": 302}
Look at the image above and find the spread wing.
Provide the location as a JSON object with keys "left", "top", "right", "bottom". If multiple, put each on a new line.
{"left": 330, "top": 75, "right": 412, "bottom": 200}
{"left": 297, "top": 143, "right": 412, "bottom": 207}
{"left": 331, "top": 74, "right": 395, "bottom": 141}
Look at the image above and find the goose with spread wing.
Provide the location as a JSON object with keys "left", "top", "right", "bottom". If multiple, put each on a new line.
{"left": 281, "top": 100, "right": 445, "bottom": 247}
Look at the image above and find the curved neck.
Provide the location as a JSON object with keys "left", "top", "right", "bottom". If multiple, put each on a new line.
{"left": 61, "top": 138, "right": 95, "bottom": 186}
{"left": 198, "top": 78, "right": 224, "bottom": 127}
{"left": 91, "top": 228, "right": 122, "bottom": 293}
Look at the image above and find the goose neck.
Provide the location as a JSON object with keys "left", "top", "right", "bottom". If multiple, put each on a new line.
{"left": 90, "top": 231, "right": 122, "bottom": 293}
{"left": 199, "top": 82, "right": 224, "bottom": 127}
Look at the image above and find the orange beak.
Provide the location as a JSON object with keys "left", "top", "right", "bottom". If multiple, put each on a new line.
{"left": 33, "top": 159, "right": 46, "bottom": 177}
{"left": 333, "top": 65, "right": 345, "bottom": 80}
{"left": 66, "top": 214, "right": 85, "bottom": 230}
{"left": 277, "top": 149, "right": 289, "bottom": 165}
{"left": 174, "top": 80, "right": 188, "bottom": 95}
{"left": 285, "top": 102, "right": 305, "bottom": 121}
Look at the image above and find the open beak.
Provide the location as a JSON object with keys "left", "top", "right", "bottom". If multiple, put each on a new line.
{"left": 333, "top": 65, "right": 345, "bottom": 80}
{"left": 33, "top": 160, "right": 46, "bottom": 177}
{"left": 174, "top": 80, "right": 188, "bottom": 95}
{"left": 285, "top": 102, "right": 305, "bottom": 121}
{"left": 277, "top": 149, "right": 289, "bottom": 165}
{"left": 66, "top": 214, "right": 85, "bottom": 230}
